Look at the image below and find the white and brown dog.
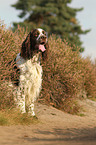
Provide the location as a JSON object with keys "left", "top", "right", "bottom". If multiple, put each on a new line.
{"left": 10, "top": 28, "right": 49, "bottom": 116}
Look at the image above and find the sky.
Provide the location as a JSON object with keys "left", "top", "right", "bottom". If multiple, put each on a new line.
{"left": 0, "top": 0, "right": 96, "bottom": 61}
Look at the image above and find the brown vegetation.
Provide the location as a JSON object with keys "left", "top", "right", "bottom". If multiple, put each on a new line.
{"left": 0, "top": 21, "right": 96, "bottom": 115}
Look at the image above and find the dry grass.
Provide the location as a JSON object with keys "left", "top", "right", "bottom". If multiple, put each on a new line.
{"left": 0, "top": 109, "right": 38, "bottom": 125}
{"left": 0, "top": 21, "right": 28, "bottom": 110}
{"left": 40, "top": 35, "right": 96, "bottom": 113}
{"left": 0, "top": 21, "right": 96, "bottom": 119}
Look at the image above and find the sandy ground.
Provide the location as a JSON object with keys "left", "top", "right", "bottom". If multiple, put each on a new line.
{"left": 0, "top": 99, "right": 96, "bottom": 145}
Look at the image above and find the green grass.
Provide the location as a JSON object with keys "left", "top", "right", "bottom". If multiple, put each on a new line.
{"left": 0, "top": 114, "right": 9, "bottom": 126}
{"left": 79, "top": 113, "right": 85, "bottom": 117}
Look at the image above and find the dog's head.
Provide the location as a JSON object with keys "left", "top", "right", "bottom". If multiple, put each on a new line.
{"left": 21, "top": 28, "right": 49, "bottom": 60}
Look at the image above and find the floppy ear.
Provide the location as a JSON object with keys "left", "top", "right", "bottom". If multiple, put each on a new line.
{"left": 42, "top": 42, "right": 49, "bottom": 61}
{"left": 21, "top": 31, "right": 32, "bottom": 59}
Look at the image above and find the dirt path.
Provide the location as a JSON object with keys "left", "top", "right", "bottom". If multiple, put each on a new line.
{"left": 0, "top": 99, "right": 96, "bottom": 145}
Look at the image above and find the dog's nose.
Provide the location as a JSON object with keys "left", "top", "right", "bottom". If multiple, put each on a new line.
{"left": 41, "top": 36, "right": 44, "bottom": 39}
{"left": 41, "top": 36, "right": 46, "bottom": 39}
{"left": 40, "top": 35, "right": 47, "bottom": 39}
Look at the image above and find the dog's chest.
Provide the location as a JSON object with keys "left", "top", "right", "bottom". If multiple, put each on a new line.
{"left": 20, "top": 60, "right": 42, "bottom": 81}
{"left": 16, "top": 54, "right": 42, "bottom": 83}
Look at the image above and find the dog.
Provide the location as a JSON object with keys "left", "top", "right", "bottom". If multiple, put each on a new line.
{"left": 10, "top": 28, "right": 48, "bottom": 116}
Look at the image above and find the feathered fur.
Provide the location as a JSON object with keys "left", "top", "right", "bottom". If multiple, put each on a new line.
{"left": 10, "top": 28, "right": 49, "bottom": 116}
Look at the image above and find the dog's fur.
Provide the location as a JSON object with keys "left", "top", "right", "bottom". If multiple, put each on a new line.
{"left": 10, "top": 28, "right": 48, "bottom": 116}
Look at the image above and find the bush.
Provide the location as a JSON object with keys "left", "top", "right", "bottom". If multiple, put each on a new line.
{"left": 41, "top": 35, "right": 96, "bottom": 113}
{"left": 0, "top": 21, "right": 28, "bottom": 109}
{"left": 0, "top": 21, "right": 96, "bottom": 114}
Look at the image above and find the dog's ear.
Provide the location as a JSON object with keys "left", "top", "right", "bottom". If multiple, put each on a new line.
{"left": 21, "top": 31, "right": 33, "bottom": 59}
{"left": 42, "top": 42, "right": 49, "bottom": 61}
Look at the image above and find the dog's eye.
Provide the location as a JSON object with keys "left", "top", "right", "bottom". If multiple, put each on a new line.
{"left": 34, "top": 32, "right": 39, "bottom": 38}
{"left": 42, "top": 31, "right": 46, "bottom": 35}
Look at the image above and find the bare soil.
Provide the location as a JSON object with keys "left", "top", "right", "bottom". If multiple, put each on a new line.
{"left": 0, "top": 99, "right": 96, "bottom": 145}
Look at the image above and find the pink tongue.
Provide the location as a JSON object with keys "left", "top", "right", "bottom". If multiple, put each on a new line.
{"left": 39, "top": 45, "right": 46, "bottom": 52}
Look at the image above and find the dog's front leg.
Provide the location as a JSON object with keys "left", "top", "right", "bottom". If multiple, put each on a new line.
{"left": 28, "top": 102, "right": 35, "bottom": 116}
{"left": 16, "top": 87, "right": 26, "bottom": 114}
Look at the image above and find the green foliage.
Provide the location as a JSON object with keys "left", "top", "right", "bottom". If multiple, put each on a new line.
{"left": 11, "top": 0, "right": 90, "bottom": 52}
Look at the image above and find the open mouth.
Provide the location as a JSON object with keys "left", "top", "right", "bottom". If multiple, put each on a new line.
{"left": 39, "top": 43, "right": 46, "bottom": 52}
{"left": 40, "top": 42, "right": 45, "bottom": 45}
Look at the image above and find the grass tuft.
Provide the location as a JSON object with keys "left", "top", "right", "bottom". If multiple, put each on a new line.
{"left": 0, "top": 109, "right": 38, "bottom": 126}
{"left": 0, "top": 114, "right": 9, "bottom": 126}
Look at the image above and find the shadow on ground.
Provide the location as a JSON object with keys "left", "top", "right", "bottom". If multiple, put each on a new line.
{"left": 23, "top": 127, "right": 96, "bottom": 145}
